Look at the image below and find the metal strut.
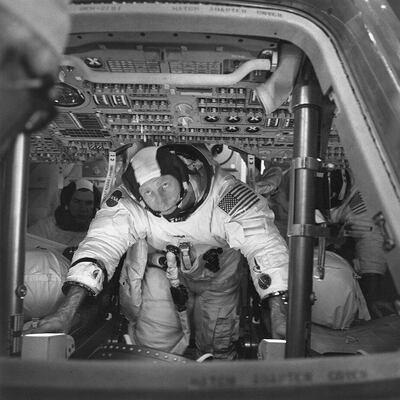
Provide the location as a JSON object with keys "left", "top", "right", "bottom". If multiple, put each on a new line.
{"left": 0, "top": 132, "right": 30, "bottom": 356}
{"left": 285, "top": 60, "right": 323, "bottom": 358}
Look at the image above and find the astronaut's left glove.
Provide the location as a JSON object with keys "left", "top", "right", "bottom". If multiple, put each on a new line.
{"left": 170, "top": 284, "right": 189, "bottom": 312}
{"left": 261, "top": 291, "right": 288, "bottom": 339}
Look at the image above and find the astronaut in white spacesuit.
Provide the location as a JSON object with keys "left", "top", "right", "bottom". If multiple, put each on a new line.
{"left": 326, "top": 168, "right": 396, "bottom": 319}
{"left": 28, "top": 178, "right": 101, "bottom": 248}
{"left": 23, "top": 179, "right": 101, "bottom": 322}
{"left": 28, "top": 144, "right": 289, "bottom": 359}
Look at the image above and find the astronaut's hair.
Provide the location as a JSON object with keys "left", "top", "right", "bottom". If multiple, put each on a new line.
{"left": 59, "top": 180, "right": 101, "bottom": 210}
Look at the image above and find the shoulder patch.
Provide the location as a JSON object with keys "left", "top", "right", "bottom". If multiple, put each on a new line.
{"left": 106, "top": 189, "right": 122, "bottom": 207}
{"left": 349, "top": 191, "right": 367, "bottom": 215}
{"left": 218, "top": 182, "right": 260, "bottom": 217}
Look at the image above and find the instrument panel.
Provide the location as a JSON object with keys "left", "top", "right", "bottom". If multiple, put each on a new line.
{"left": 31, "top": 32, "right": 345, "bottom": 168}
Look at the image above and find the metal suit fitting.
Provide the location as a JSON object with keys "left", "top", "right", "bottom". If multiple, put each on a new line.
{"left": 166, "top": 244, "right": 180, "bottom": 255}
{"left": 15, "top": 284, "right": 27, "bottom": 299}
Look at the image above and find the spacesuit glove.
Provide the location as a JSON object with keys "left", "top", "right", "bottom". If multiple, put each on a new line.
{"left": 266, "top": 293, "right": 287, "bottom": 339}
{"left": 170, "top": 284, "right": 188, "bottom": 312}
{"left": 23, "top": 286, "right": 88, "bottom": 334}
{"left": 24, "top": 312, "right": 73, "bottom": 334}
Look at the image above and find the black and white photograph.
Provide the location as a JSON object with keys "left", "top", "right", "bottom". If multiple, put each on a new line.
{"left": 1, "top": 1, "right": 400, "bottom": 398}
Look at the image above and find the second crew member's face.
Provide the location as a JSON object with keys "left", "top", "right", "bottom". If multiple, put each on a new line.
{"left": 139, "top": 174, "right": 181, "bottom": 215}
{"left": 68, "top": 189, "right": 95, "bottom": 226}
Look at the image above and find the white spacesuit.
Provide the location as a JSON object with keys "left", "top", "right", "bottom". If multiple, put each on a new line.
{"left": 64, "top": 144, "right": 289, "bottom": 358}
{"left": 330, "top": 186, "right": 387, "bottom": 276}
{"left": 28, "top": 215, "right": 88, "bottom": 247}
{"left": 24, "top": 248, "right": 69, "bottom": 321}
{"left": 325, "top": 169, "right": 393, "bottom": 318}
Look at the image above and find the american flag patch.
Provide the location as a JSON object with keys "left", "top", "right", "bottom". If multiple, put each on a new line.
{"left": 349, "top": 191, "right": 367, "bottom": 215}
{"left": 218, "top": 182, "right": 260, "bottom": 217}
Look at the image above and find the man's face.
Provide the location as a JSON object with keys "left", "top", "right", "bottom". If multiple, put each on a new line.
{"left": 139, "top": 174, "right": 181, "bottom": 215}
{"left": 68, "top": 189, "right": 95, "bottom": 226}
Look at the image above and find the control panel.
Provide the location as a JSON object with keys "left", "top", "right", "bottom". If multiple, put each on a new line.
{"left": 30, "top": 32, "right": 346, "bottom": 167}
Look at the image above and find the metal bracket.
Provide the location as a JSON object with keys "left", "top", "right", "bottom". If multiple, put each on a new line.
{"left": 287, "top": 223, "right": 329, "bottom": 238}
{"left": 178, "top": 242, "right": 192, "bottom": 271}
{"left": 247, "top": 154, "right": 256, "bottom": 189}
{"left": 9, "top": 314, "right": 24, "bottom": 356}
{"left": 314, "top": 222, "right": 327, "bottom": 280}
{"left": 291, "top": 156, "right": 321, "bottom": 171}
{"left": 373, "top": 212, "right": 396, "bottom": 251}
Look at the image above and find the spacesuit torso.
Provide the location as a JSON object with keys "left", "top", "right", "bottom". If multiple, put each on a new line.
{"left": 28, "top": 215, "right": 87, "bottom": 247}
{"left": 67, "top": 146, "right": 288, "bottom": 298}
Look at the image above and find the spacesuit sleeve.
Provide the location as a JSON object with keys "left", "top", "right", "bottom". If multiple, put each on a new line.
{"left": 65, "top": 186, "right": 148, "bottom": 295}
{"left": 341, "top": 190, "right": 387, "bottom": 275}
{"left": 216, "top": 179, "right": 289, "bottom": 299}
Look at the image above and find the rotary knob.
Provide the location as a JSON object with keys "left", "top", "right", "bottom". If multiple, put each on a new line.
{"left": 226, "top": 115, "right": 241, "bottom": 123}
{"left": 205, "top": 115, "right": 219, "bottom": 123}
{"left": 246, "top": 126, "right": 260, "bottom": 133}
{"left": 247, "top": 115, "right": 262, "bottom": 123}
{"left": 225, "top": 126, "right": 240, "bottom": 133}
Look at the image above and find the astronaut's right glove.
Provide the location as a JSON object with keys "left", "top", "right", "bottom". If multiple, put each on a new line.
{"left": 261, "top": 291, "right": 288, "bottom": 339}
{"left": 170, "top": 284, "right": 188, "bottom": 312}
{"left": 203, "top": 247, "right": 223, "bottom": 273}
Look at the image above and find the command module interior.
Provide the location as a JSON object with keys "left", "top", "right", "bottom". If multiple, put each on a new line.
{"left": 1, "top": 1, "right": 400, "bottom": 399}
